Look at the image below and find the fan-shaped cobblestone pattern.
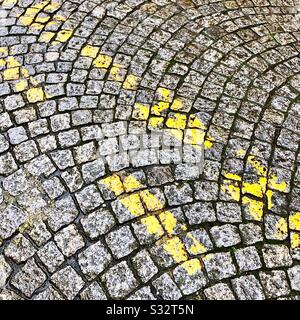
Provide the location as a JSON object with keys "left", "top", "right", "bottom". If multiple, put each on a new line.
{"left": 0, "top": 0, "right": 300, "bottom": 300}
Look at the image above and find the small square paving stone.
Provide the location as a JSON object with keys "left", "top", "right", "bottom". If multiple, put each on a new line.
{"left": 80, "top": 282, "right": 107, "bottom": 300}
{"left": 231, "top": 275, "right": 265, "bottom": 300}
{"left": 0, "top": 255, "right": 12, "bottom": 288}
{"left": 194, "top": 181, "right": 218, "bottom": 201}
{"left": 50, "top": 114, "right": 71, "bottom": 132}
{"left": 46, "top": 195, "right": 79, "bottom": 232}
{"left": 54, "top": 224, "right": 85, "bottom": 257}
{"left": 80, "top": 208, "right": 115, "bottom": 239}
{"left": 287, "top": 266, "right": 300, "bottom": 291}
{"left": 33, "top": 285, "right": 63, "bottom": 300}
{"left": 164, "top": 183, "right": 193, "bottom": 205}
{"left": 101, "top": 261, "right": 139, "bottom": 299}
{"left": 0, "top": 204, "right": 26, "bottom": 239}
{"left": 61, "top": 167, "right": 83, "bottom": 192}
{"left": 51, "top": 266, "right": 85, "bottom": 300}
{"left": 260, "top": 271, "right": 291, "bottom": 299}
{"left": 203, "top": 252, "right": 237, "bottom": 281}
{"left": 2, "top": 169, "right": 29, "bottom": 196}
{"left": 173, "top": 259, "right": 207, "bottom": 295}
{"left": 183, "top": 202, "right": 216, "bottom": 224}
{"left": 239, "top": 223, "right": 263, "bottom": 245}
{"left": 74, "top": 142, "right": 97, "bottom": 164}
{"left": 216, "top": 202, "right": 242, "bottom": 223}
{"left": 184, "top": 229, "right": 214, "bottom": 255}
{"left": 152, "top": 273, "right": 182, "bottom": 300}
{"left": 106, "top": 225, "right": 138, "bottom": 259}
{"left": 42, "top": 177, "right": 65, "bottom": 199}
{"left": 210, "top": 224, "right": 241, "bottom": 248}
{"left": 11, "top": 259, "right": 47, "bottom": 298}
{"left": 78, "top": 241, "right": 112, "bottom": 280}
{"left": 7, "top": 126, "right": 28, "bottom": 145}
{"left": 234, "top": 246, "right": 262, "bottom": 272}
{"left": 75, "top": 184, "right": 104, "bottom": 213}
{"left": 4, "top": 234, "right": 36, "bottom": 263}
{"left": 37, "top": 241, "right": 65, "bottom": 273}
{"left": 50, "top": 149, "right": 75, "bottom": 170}
{"left": 262, "top": 244, "right": 293, "bottom": 268}
{"left": 0, "top": 152, "right": 18, "bottom": 175}
{"left": 28, "top": 221, "right": 52, "bottom": 246}
{"left": 131, "top": 250, "right": 158, "bottom": 283}
{"left": 81, "top": 159, "right": 105, "bottom": 183}
{"left": 204, "top": 283, "right": 235, "bottom": 300}
{"left": 146, "top": 165, "right": 174, "bottom": 186}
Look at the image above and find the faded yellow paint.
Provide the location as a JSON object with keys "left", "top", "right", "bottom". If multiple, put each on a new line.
{"left": 53, "top": 15, "right": 67, "bottom": 22}
{"left": 35, "top": 15, "right": 51, "bottom": 23}
{"left": 274, "top": 218, "right": 288, "bottom": 240}
{"left": 2, "top": 0, "right": 18, "bottom": 8}
{"left": 289, "top": 212, "right": 300, "bottom": 231}
{"left": 151, "top": 102, "right": 169, "bottom": 116}
{"left": 148, "top": 117, "right": 164, "bottom": 129}
{"left": 133, "top": 103, "right": 150, "bottom": 120}
{"left": 44, "top": 2, "right": 61, "bottom": 12}
{"left": 0, "top": 59, "right": 5, "bottom": 68}
{"left": 15, "top": 79, "right": 28, "bottom": 92}
{"left": 247, "top": 156, "right": 267, "bottom": 177}
{"left": 27, "top": 87, "right": 44, "bottom": 103}
{"left": 159, "top": 211, "right": 177, "bottom": 235}
{"left": 39, "top": 31, "right": 55, "bottom": 43}
{"left": 236, "top": 149, "right": 246, "bottom": 157}
{"left": 242, "top": 196, "right": 264, "bottom": 221}
{"left": 30, "top": 23, "right": 44, "bottom": 30}
{"left": 122, "top": 175, "right": 144, "bottom": 192}
{"left": 187, "top": 233, "right": 207, "bottom": 255}
{"left": 140, "top": 190, "right": 164, "bottom": 212}
{"left": 110, "top": 66, "right": 124, "bottom": 82}
{"left": 81, "top": 45, "right": 99, "bottom": 58}
{"left": 93, "top": 54, "right": 113, "bottom": 69}
{"left": 268, "top": 175, "right": 287, "bottom": 192}
{"left": 180, "top": 259, "right": 202, "bottom": 275}
{"left": 291, "top": 232, "right": 300, "bottom": 249}
{"left": 141, "top": 216, "right": 164, "bottom": 236}
{"left": 184, "top": 129, "right": 205, "bottom": 145}
{"left": 119, "top": 193, "right": 145, "bottom": 218}
{"left": 123, "top": 74, "right": 138, "bottom": 90}
{"left": 21, "top": 67, "right": 30, "bottom": 78}
{"left": 166, "top": 113, "right": 187, "bottom": 129}
{"left": 6, "top": 56, "right": 21, "bottom": 68}
{"left": 221, "top": 180, "right": 240, "bottom": 201}
{"left": 157, "top": 87, "right": 172, "bottom": 102}
{"left": 163, "top": 236, "right": 187, "bottom": 263}
{"left": 3, "top": 67, "right": 19, "bottom": 80}
{"left": 32, "top": 0, "right": 49, "bottom": 9}
{"left": 0, "top": 47, "right": 8, "bottom": 58}
{"left": 100, "top": 174, "right": 124, "bottom": 197}
{"left": 56, "top": 29, "right": 73, "bottom": 42}
{"left": 19, "top": 8, "right": 40, "bottom": 26}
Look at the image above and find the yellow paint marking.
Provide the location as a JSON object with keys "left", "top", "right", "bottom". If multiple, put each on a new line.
{"left": 148, "top": 117, "right": 164, "bottom": 129}
{"left": 242, "top": 196, "right": 264, "bottom": 221}
{"left": 157, "top": 87, "right": 172, "bottom": 102}
{"left": 289, "top": 212, "right": 300, "bottom": 231}
{"left": 171, "top": 98, "right": 183, "bottom": 111}
{"left": 0, "top": 48, "right": 8, "bottom": 58}
{"left": 27, "top": 87, "right": 44, "bottom": 103}
{"left": 93, "top": 54, "right": 113, "bottom": 69}
{"left": 274, "top": 218, "right": 288, "bottom": 240}
{"left": 187, "top": 233, "right": 207, "bottom": 255}
{"left": 122, "top": 175, "right": 144, "bottom": 193}
{"left": 242, "top": 177, "right": 267, "bottom": 198}
{"left": 159, "top": 211, "right": 177, "bottom": 235}
{"left": 184, "top": 129, "right": 205, "bottom": 145}
{"left": 204, "top": 140, "right": 213, "bottom": 149}
{"left": 32, "top": 1, "right": 49, "bottom": 9}
{"left": 6, "top": 56, "right": 21, "bottom": 68}
{"left": 100, "top": 174, "right": 124, "bottom": 197}
{"left": 188, "top": 114, "right": 206, "bottom": 130}
{"left": 15, "top": 79, "right": 28, "bottom": 92}
{"left": 223, "top": 172, "right": 242, "bottom": 181}
{"left": 110, "top": 66, "right": 125, "bottom": 82}
{"left": 140, "top": 216, "right": 164, "bottom": 236}
{"left": 3, "top": 67, "right": 19, "bottom": 80}
{"left": 81, "top": 45, "right": 99, "bottom": 58}
{"left": 0, "top": 59, "right": 6, "bottom": 68}
{"left": 53, "top": 15, "right": 67, "bottom": 22}
{"left": 247, "top": 156, "right": 267, "bottom": 177}
{"left": 266, "top": 190, "right": 274, "bottom": 210}
{"left": 236, "top": 149, "right": 246, "bottom": 157}
{"left": 221, "top": 180, "right": 240, "bottom": 201}
{"left": 39, "top": 31, "right": 55, "bottom": 43}
{"left": 151, "top": 102, "right": 169, "bottom": 116}
{"left": 2, "top": 0, "right": 18, "bottom": 8}
{"left": 123, "top": 74, "right": 138, "bottom": 90}
{"left": 44, "top": 2, "right": 61, "bottom": 12}
{"left": 291, "top": 232, "right": 300, "bottom": 249}
{"left": 21, "top": 67, "right": 30, "bottom": 78}
{"left": 133, "top": 103, "right": 150, "bottom": 120}
{"left": 30, "top": 23, "right": 44, "bottom": 30}
{"left": 163, "top": 236, "right": 188, "bottom": 263}
{"left": 166, "top": 113, "right": 187, "bottom": 129}
{"left": 35, "top": 15, "right": 51, "bottom": 23}
{"left": 19, "top": 8, "right": 40, "bottom": 26}
{"left": 140, "top": 190, "right": 164, "bottom": 211}
{"left": 55, "top": 29, "right": 73, "bottom": 42}
{"left": 180, "top": 259, "right": 202, "bottom": 275}
{"left": 268, "top": 175, "right": 287, "bottom": 192}
{"left": 118, "top": 193, "right": 145, "bottom": 218}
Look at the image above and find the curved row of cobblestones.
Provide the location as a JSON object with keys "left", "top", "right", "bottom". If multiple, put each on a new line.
{"left": 0, "top": 0, "right": 299, "bottom": 300}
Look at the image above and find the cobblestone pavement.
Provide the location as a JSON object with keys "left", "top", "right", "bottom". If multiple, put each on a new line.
{"left": 0, "top": 0, "right": 300, "bottom": 301}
